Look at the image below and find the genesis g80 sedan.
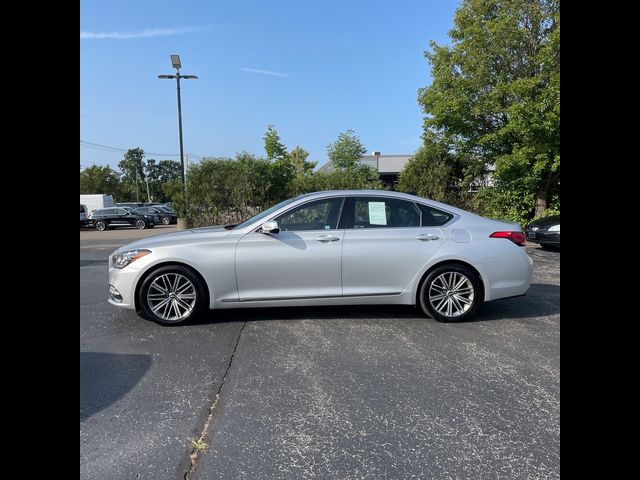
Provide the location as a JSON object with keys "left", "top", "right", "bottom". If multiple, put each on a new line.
{"left": 108, "top": 190, "right": 533, "bottom": 324}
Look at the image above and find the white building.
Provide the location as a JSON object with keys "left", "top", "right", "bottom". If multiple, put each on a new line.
{"left": 317, "top": 152, "right": 412, "bottom": 187}
{"left": 318, "top": 151, "right": 495, "bottom": 190}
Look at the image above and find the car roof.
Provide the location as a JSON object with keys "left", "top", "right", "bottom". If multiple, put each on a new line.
{"left": 294, "top": 190, "right": 470, "bottom": 216}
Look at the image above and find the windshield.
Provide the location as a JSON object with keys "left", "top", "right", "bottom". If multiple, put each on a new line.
{"left": 234, "top": 197, "right": 300, "bottom": 230}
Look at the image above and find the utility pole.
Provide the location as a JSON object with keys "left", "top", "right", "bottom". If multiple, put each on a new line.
{"left": 158, "top": 55, "right": 198, "bottom": 198}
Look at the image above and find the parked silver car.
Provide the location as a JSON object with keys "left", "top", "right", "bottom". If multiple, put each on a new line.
{"left": 108, "top": 190, "right": 532, "bottom": 324}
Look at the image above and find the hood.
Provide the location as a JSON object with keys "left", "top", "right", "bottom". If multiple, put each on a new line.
{"left": 114, "top": 225, "right": 232, "bottom": 253}
{"left": 528, "top": 215, "right": 560, "bottom": 228}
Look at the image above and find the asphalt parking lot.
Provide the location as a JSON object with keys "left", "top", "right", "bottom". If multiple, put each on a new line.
{"left": 80, "top": 226, "right": 560, "bottom": 480}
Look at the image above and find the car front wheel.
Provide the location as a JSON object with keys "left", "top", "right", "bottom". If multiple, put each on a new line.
{"left": 135, "top": 219, "right": 146, "bottom": 229}
{"left": 162, "top": 216, "right": 170, "bottom": 225}
{"left": 419, "top": 264, "right": 483, "bottom": 322}
{"left": 94, "top": 220, "right": 106, "bottom": 231}
{"left": 138, "top": 266, "right": 206, "bottom": 325}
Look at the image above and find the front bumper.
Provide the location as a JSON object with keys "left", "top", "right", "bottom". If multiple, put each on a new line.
{"left": 108, "top": 264, "right": 141, "bottom": 309}
{"left": 525, "top": 229, "right": 560, "bottom": 245}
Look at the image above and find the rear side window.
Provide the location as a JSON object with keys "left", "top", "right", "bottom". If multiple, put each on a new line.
{"left": 418, "top": 204, "right": 454, "bottom": 226}
{"left": 352, "top": 197, "right": 421, "bottom": 228}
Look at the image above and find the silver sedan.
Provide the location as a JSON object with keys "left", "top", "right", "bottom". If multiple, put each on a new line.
{"left": 108, "top": 190, "right": 532, "bottom": 324}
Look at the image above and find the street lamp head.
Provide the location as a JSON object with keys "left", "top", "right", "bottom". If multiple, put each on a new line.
{"left": 158, "top": 74, "right": 176, "bottom": 79}
{"left": 181, "top": 75, "right": 198, "bottom": 80}
{"left": 170, "top": 54, "right": 181, "bottom": 69}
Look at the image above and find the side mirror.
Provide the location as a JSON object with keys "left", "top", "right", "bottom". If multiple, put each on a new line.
{"left": 260, "top": 220, "right": 280, "bottom": 234}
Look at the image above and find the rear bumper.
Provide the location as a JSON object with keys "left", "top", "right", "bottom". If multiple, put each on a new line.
{"left": 478, "top": 248, "right": 533, "bottom": 301}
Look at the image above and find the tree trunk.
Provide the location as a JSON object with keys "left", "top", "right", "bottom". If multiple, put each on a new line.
{"left": 535, "top": 175, "right": 553, "bottom": 218}
{"left": 534, "top": 189, "right": 547, "bottom": 218}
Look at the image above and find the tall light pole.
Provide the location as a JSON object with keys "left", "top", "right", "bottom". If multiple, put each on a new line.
{"left": 158, "top": 54, "right": 198, "bottom": 198}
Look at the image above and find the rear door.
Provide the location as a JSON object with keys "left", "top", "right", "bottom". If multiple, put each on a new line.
{"left": 113, "top": 208, "right": 132, "bottom": 226}
{"left": 341, "top": 196, "right": 447, "bottom": 296}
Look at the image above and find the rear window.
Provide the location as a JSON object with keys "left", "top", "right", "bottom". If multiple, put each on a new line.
{"left": 418, "top": 204, "right": 454, "bottom": 226}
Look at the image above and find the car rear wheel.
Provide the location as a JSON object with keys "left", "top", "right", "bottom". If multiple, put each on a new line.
{"left": 162, "top": 216, "right": 170, "bottom": 225}
{"left": 135, "top": 219, "right": 146, "bottom": 229}
{"left": 419, "top": 264, "right": 483, "bottom": 322}
{"left": 138, "top": 266, "right": 207, "bottom": 325}
{"left": 95, "top": 220, "right": 106, "bottom": 231}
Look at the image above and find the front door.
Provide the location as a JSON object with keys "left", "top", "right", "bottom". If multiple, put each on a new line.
{"left": 236, "top": 197, "right": 346, "bottom": 301}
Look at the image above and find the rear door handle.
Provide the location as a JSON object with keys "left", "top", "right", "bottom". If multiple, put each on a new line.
{"left": 416, "top": 234, "right": 439, "bottom": 241}
{"left": 315, "top": 235, "right": 340, "bottom": 242}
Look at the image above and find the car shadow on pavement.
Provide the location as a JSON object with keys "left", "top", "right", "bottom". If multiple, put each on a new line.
{"left": 80, "top": 352, "right": 152, "bottom": 422}
{"left": 187, "top": 282, "right": 559, "bottom": 326}
{"left": 472, "top": 282, "right": 560, "bottom": 322}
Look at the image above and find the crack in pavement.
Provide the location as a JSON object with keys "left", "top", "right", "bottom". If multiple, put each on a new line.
{"left": 183, "top": 321, "right": 248, "bottom": 480}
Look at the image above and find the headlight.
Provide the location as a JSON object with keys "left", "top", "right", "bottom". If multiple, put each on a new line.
{"left": 548, "top": 224, "right": 560, "bottom": 232}
{"left": 111, "top": 249, "right": 151, "bottom": 269}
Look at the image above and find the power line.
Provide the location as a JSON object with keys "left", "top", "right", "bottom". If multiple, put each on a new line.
{"left": 80, "top": 140, "right": 203, "bottom": 159}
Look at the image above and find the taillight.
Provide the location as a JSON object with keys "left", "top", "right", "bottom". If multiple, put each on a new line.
{"left": 490, "top": 231, "right": 526, "bottom": 246}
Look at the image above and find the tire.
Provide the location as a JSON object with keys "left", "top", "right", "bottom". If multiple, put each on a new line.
{"left": 162, "top": 216, "right": 170, "bottom": 225}
{"left": 418, "top": 264, "right": 483, "bottom": 322}
{"left": 135, "top": 219, "right": 146, "bottom": 229}
{"left": 95, "top": 220, "right": 106, "bottom": 231}
{"left": 138, "top": 265, "right": 207, "bottom": 325}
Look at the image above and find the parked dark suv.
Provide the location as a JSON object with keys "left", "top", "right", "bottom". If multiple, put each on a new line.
{"left": 89, "top": 207, "right": 156, "bottom": 231}
{"left": 134, "top": 206, "right": 178, "bottom": 225}
{"left": 116, "top": 202, "right": 146, "bottom": 209}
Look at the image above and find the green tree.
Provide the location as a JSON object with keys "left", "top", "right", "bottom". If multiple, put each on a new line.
{"left": 80, "top": 165, "right": 123, "bottom": 198}
{"left": 326, "top": 129, "right": 367, "bottom": 170}
{"left": 263, "top": 124, "right": 288, "bottom": 161}
{"left": 398, "top": 142, "right": 470, "bottom": 205}
{"left": 183, "top": 153, "right": 274, "bottom": 227}
{"left": 418, "top": 0, "right": 559, "bottom": 221}
{"left": 291, "top": 166, "right": 382, "bottom": 196}
{"left": 145, "top": 159, "right": 182, "bottom": 202}
{"left": 262, "top": 125, "right": 294, "bottom": 201}
{"left": 118, "top": 148, "right": 146, "bottom": 202}
{"left": 289, "top": 146, "right": 317, "bottom": 175}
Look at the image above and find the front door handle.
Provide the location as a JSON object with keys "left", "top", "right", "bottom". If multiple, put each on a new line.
{"left": 315, "top": 235, "right": 340, "bottom": 242}
{"left": 416, "top": 234, "right": 440, "bottom": 241}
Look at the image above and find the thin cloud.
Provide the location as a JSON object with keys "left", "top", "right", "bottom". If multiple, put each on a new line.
{"left": 80, "top": 26, "right": 206, "bottom": 40}
{"left": 241, "top": 67, "right": 288, "bottom": 78}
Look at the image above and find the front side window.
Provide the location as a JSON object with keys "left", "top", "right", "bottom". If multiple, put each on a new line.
{"left": 353, "top": 197, "right": 421, "bottom": 228}
{"left": 276, "top": 198, "right": 345, "bottom": 232}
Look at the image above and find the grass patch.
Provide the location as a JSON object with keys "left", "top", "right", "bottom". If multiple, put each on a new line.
{"left": 190, "top": 438, "right": 209, "bottom": 453}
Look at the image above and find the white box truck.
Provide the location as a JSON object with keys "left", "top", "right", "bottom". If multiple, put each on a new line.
{"left": 80, "top": 194, "right": 115, "bottom": 214}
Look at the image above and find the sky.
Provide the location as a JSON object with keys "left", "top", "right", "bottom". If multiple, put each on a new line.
{"left": 80, "top": 0, "right": 458, "bottom": 169}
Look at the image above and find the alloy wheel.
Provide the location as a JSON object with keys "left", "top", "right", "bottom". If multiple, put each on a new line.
{"left": 146, "top": 273, "right": 197, "bottom": 322}
{"left": 428, "top": 272, "right": 475, "bottom": 318}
